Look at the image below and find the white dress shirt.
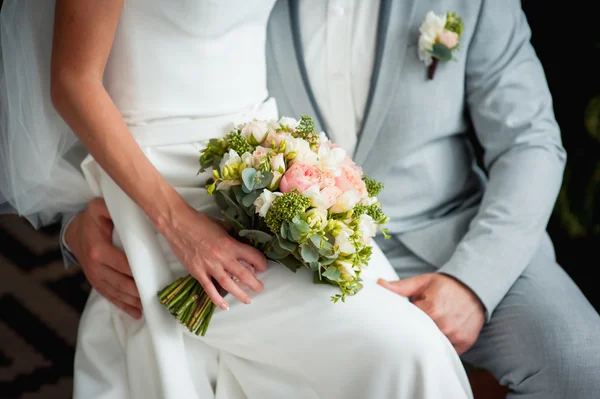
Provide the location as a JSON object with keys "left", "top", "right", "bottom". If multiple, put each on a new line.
{"left": 299, "top": 0, "right": 380, "bottom": 154}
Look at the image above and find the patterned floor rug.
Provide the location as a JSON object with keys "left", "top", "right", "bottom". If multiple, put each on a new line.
{"left": 0, "top": 215, "right": 90, "bottom": 399}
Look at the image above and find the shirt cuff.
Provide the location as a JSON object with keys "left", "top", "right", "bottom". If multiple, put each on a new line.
{"left": 60, "top": 213, "right": 80, "bottom": 270}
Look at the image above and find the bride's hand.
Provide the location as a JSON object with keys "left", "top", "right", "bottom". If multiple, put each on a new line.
{"left": 165, "top": 205, "right": 268, "bottom": 310}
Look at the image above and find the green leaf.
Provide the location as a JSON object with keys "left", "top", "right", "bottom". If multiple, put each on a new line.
{"left": 266, "top": 248, "right": 288, "bottom": 260}
{"left": 280, "top": 221, "right": 289, "bottom": 240}
{"left": 289, "top": 223, "right": 303, "bottom": 242}
{"left": 309, "top": 261, "right": 321, "bottom": 272}
{"left": 320, "top": 256, "right": 336, "bottom": 266}
{"left": 275, "top": 255, "right": 304, "bottom": 273}
{"left": 318, "top": 244, "right": 335, "bottom": 257}
{"left": 322, "top": 266, "right": 341, "bottom": 281}
{"left": 232, "top": 185, "right": 246, "bottom": 203}
{"left": 430, "top": 43, "right": 452, "bottom": 61}
{"left": 254, "top": 171, "right": 273, "bottom": 189}
{"left": 278, "top": 237, "right": 297, "bottom": 252}
{"left": 294, "top": 220, "right": 311, "bottom": 234}
{"left": 242, "top": 168, "right": 256, "bottom": 193}
{"left": 242, "top": 191, "right": 261, "bottom": 208}
{"left": 309, "top": 234, "right": 323, "bottom": 248}
{"left": 217, "top": 189, "right": 242, "bottom": 212}
{"left": 222, "top": 210, "right": 245, "bottom": 232}
{"left": 300, "top": 244, "right": 319, "bottom": 263}
{"left": 239, "top": 229, "right": 273, "bottom": 244}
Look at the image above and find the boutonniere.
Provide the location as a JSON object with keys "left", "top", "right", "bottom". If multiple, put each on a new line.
{"left": 418, "top": 11, "right": 464, "bottom": 80}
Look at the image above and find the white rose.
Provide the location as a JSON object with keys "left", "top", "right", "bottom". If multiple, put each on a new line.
{"left": 253, "top": 189, "right": 283, "bottom": 218}
{"left": 219, "top": 149, "right": 242, "bottom": 178}
{"left": 284, "top": 136, "right": 318, "bottom": 165}
{"left": 251, "top": 146, "right": 270, "bottom": 168}
{"left": 335, "top": 226, "right": 356, "bottom": 255}
{"left": 269, "top": 153, "right": 286, "bottom": 173}
{"left": 317, "top": 143, "right": 346, "bottom": 176}
{"left": 418, "top": 11, "right": 447, "bottom": 66}
{"left": 241, "top": 152, "right": 254, "bottom": 168}
{"left": 278, "top": 116, "right": 299, "bottom": 130}
{"left": 357, "top": 214, "right": 377, "bottom": 245}
{"left": 336, "top": 260, "right": 356, "bottom": 277}
{"left": 330, "top": 190, "right": 361, "bottom": 214}
{"left": 241, "top": 120, "right": 269, "bottom": 145}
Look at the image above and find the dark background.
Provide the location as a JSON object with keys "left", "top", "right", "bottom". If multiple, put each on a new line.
{"left": 0, "top": 1, "right": 599, "bottom": 398}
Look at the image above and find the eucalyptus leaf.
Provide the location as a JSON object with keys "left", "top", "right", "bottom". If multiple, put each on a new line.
{"left": 289, "top": 223, "right": 303, "bottom": 242}
{"left": 431, "top": 43, "right": 452, "bottom": 61}
{"left": 254, "top": 171, "right": 273, "bottom": 189}
{"left": 318, "top": 245, "right": 335, "bottom": 257}
{"left": 280, "top": 221, "right": 289, "bottom": 240}
{"left": 294, "top": 220, "right": 310, "bottom": 234}
{"left": 266, "top": 248, "right": 289, "bottom": 260}
{"left": 310, "top": 234, "right": 323, "bottom": 248}
{"left": 222, "top": 211, "right": 245, "bottom": 232}
{"left": 309, "top": 261, "right": 321, "bottom": 272}
{"left": 239, "top": 229, "right": 273, "bottom": 244}
{"left": 219, "top": 189, "right": 243, "bottom": 212}
{"left": 232, "top": 185, "right": 246, "bottom": 203}
{"left": 275, "top": 255, "right": 304, "bottom": 273}
{"left": 278, "top": 237, "right": 297, "bottom": 252}
{"left": 300, "top": 244, "right": 319, "bottom": 263}
{"left": 242, "top": 168, "right": 257, "bottom": 192}
{"left": 322, "top": 266, "right": 341, "bottom": 281}
{"left": 320, "top": 257, "right": 337, "bottom": 266}
{"left": 242, "top": 191, "right": 261, "bottom": 208}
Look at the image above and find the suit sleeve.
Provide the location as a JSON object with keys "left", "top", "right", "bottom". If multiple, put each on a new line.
{"left": 438, "top": 0, "right": 566, "bottom": 320}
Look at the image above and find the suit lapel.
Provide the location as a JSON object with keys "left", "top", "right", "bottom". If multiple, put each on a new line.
{"left": 268, "top": 0, "right": 325, "bottom": 133}
{"left": 353, "top": 0, "right": 418, "bottom": 165}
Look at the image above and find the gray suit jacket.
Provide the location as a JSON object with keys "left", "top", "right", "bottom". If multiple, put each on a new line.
{"left": 266, "top": 0, "right": 566, "bottom": 319}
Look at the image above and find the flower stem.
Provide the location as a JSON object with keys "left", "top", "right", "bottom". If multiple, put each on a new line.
{"left": 428, "top": 58, "right": 439, "bottom": 80}
{"left": 157, "top": 276, "right": 185, "bottom": 301}
{"left": 160, "top": 275, "right": 193, "bottom": 305}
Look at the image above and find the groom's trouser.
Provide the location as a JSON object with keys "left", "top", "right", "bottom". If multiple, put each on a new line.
{"left": 377, "top": 236, "right": 600, "bottom": 399}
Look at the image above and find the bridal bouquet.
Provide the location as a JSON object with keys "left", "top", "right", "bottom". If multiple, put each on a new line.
{"left": 157, "top": 115, "right": 389, "bottom": 335}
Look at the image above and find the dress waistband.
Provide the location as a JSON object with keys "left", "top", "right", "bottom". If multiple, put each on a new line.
{"left": 127, "top": 98, "right": 278, "bottom": 147}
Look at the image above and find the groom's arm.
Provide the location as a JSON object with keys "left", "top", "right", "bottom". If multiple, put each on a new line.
{"left": 60, "top": 199, "right": 141, "bottom": 318}
{"left": 438, "top": 0, "right": 566, "bottom": 319}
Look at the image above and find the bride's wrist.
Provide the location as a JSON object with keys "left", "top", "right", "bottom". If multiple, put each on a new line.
{"left": 148, "top": 187, "right": 192, "bottom": 238}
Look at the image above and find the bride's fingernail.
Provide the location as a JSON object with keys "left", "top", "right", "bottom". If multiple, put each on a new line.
{"left": 220, "top": 303, "right": 229, "bottom": 311}
{"left": 245, "top": 297, "right": 253, "bottom": 305}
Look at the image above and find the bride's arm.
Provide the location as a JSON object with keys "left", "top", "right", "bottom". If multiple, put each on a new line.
{"left": 51, "top": 0, "right": 266, "bottom": 309}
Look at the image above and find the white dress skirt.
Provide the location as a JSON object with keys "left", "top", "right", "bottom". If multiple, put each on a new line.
{"left": 74, "top": 99, "right": 473, "bottom": 399}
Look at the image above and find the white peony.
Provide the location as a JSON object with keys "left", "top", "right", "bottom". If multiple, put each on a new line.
{"left": 241, "top": 120, "right": 269, "bottom": 145}
{"left": 330, "top": 190, "right": 361, "bottom": 214}
{"left": 335, "top": 226, "right": 356, "bottom": 255}
{"left": 356, "top": 214, "right": 377, "bottom": 245}
{"left": 418, "top": 11, "right": 447, "bottom": 66}
{"left": 253, "top": 189, "right": 283, "bottom": 217}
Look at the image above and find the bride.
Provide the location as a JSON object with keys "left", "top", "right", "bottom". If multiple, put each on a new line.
{"left": 0, "top": 1, "right": 473, "bottom": 398}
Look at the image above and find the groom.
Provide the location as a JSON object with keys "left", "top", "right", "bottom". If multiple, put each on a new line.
{"left": 61, "top": 0, "right": 600, "bottom": 397}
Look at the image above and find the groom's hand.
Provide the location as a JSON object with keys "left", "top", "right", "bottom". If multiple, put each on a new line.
{"left": 65, "top": 198, "right": 142, "bottom": 319}
{"left": 378, "top": 274, "right": 485, "bottom": 355}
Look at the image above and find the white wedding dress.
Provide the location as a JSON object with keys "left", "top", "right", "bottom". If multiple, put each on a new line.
{"left": 63, "top": 1, "right": 474, "bottom": 398}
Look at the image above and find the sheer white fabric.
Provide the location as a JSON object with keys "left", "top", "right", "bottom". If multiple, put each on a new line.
{"left": 0, "top": 1, "right": 92, "bottom": 227}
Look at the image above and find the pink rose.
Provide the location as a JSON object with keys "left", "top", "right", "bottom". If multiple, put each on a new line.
{"left": 437, "top": 30, "right": 459, "bottom": 49}
{"left": 335, "top": 160, "right": 367, "bottom": 199}
{"left": 280, "top": 163, "right": 330, "bottom": 193}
